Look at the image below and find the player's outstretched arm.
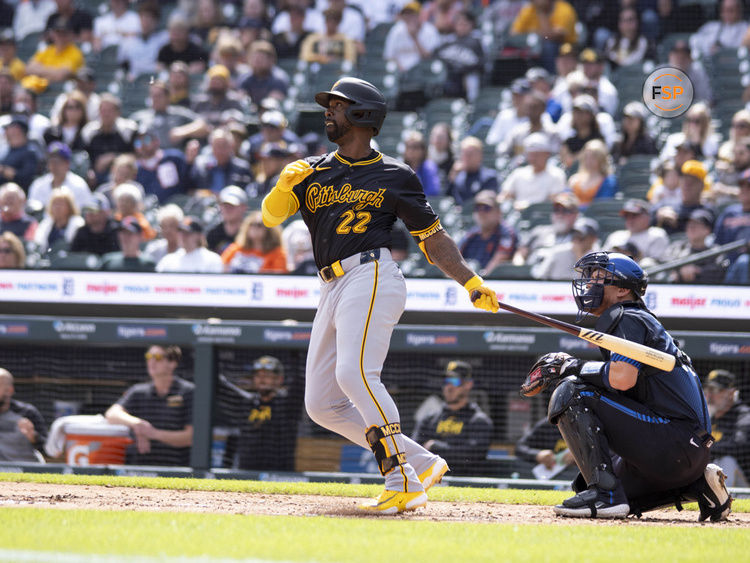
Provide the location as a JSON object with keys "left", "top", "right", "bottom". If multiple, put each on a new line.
{"left": 262, "top": 160, "right": 313, "bottom": 227}
{"left": 423, "top": 230, "right": 499, "bottom": 313}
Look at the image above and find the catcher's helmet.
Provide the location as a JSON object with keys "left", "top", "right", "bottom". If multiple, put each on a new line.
{"left": 572, "top": 251, "right": 648, "bottom": 315}
{"left": 314, "top": 77, "right": 387, "bottom": 135}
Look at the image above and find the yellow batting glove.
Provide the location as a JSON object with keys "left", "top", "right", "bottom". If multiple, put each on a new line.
{"left": 464, "top": 275, "right": 499, "bottom": 313}
{"left": 275, "top": 159, "right": 314, "bottom": 193}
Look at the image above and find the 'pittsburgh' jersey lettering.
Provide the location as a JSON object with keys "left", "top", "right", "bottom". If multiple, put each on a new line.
{"left": 306, "top": 183, "right": 386, "bottom": 212}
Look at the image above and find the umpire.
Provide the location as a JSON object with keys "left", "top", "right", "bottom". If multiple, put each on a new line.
{"left": 520, "top": 251, "right": 732, "bottom": 520}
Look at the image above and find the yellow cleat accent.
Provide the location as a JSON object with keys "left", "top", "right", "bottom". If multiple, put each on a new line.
{"left": 419, "top": 457, "right": 449, "bottom": 492}
{"left": 358, "top": 490, "right": 428, "bottom": 514}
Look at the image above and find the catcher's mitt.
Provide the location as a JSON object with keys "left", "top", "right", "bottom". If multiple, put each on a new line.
{"left": 520, "top": 352, "right": 577, "bottom": 397}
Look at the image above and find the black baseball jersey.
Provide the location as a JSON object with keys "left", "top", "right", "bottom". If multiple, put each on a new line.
{"left": 515, "top": 416, "right": 567, "bottom": 464}
{"left": 291, "top": 150, "right": 441, "bottom": 269}
{"left": 710, "top": 402, "right": 750, "bottom": 476}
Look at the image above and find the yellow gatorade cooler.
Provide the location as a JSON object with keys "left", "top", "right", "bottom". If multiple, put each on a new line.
{"left": 64, "top": 423, "right": 133, "bottom": 466}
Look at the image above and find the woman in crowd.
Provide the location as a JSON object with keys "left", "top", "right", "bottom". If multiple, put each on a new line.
{"left": 43, "top": 90, "right": 89, "bottom": 152}
{"left": 427, "top": 122, "right": 454, "bottom": 184}
{"left": 659, "top": 102, "right": 720, "bottom": 163}
{"left": 567, "top": 139, "right": 619, "bottom": 207}
{"left": 221, "top": 211, "right": 287, "bottom": 274}
{"left": 0, "top": 230, "right": 26, "bottom": 269}
{"left": 112, "top": 182, "right": 156, "bottom": 241}
{"left": 604, "top": 6, "right": 652, "bottom": 68}
{"left": 614, "top": 101, "right": 657, "bottom": 163}
{"left": 33, "top": 188, "right": 85, "bottom": 254}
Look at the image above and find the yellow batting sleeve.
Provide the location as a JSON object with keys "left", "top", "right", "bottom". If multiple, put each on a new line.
{"left": 262, "top": 189, "right": 300, "bottom": 227}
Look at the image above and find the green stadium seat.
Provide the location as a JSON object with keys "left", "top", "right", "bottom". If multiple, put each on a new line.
{"left": 46, "top": 252, "right": 102, "bottom": 271}
{"left": 485, "top": 263, "right": 533, "bottom": 280}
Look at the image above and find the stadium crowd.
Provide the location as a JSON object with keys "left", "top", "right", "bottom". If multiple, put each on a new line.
{"left": 0, "top": 0, "right": 746, "bottom": 283}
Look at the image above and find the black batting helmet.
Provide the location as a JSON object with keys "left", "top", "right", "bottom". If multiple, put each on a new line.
{"left": 314, "top": 77, "right": 387, "bottom": 136}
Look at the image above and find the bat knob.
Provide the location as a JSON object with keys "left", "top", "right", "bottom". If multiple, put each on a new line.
{"left": 471, "top": 290, "right": 481, "bottom": 301}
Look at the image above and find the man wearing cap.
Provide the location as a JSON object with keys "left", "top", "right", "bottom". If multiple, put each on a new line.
{"left": 578, "top": 48, "right": 617, "bottom": 117}
{"left": 238, "top": 40, "right": 289, "bottom": 107}
{"left": 70, "top": 192, "right": 120, "bottom": 256}
{"left": 206, "top": 185, "right": 249, "bottom": 254}
{"left": 500, "top": 132, "right": 566, "bottom": 207}
{"left": 130, "top": 80, "right": 197, "bottom": 150}
{"left": 100, "top": 216, "right": 156, "bottom": 272}
{"left": 655, "top": 159, "right": 715, "bottom": 236}
{"left": 485, "top": 77, "right": 530, "bottom": 147}
{"left": 533, "top": 216, "right": 600, "bottom": 280}
{"left": 156, "top": 216, "right": 223, "bottom": 273}
{"left": 157, "top": 13, "right": 207, "bottom": 73}
{"left": 448, "top": 136, "right": 499, "bottom": 205}
{"left": 412, "top": 361, "right": 493, "bottom": 476}
{"left": 117, "top": 2, "right": 167, "bottom": 79}
{"left": 514, "top": 191, "right": 580, "bottom": 266}
{"left": 458, "top": 190, "right": 517, "bottom": 277}
{"left": 603, "top": 199, "right": 669, "bottom": 263}
{"left": 215, "top": 356, "right": 305, "bottom": 471}
{"left": 0, "top": 116, "right": 39, "bottom": 191}
{"left": 247, "top": 141, "right": 299, "bottom": 198}
{"left": 660, "top": 208, "right": 725, "bottom": 284}
{"left": 0, "top": 183, "right": 37, "bottom": 242}
{"left": 704, "top": 369, "right": 750, "bottom": 487}
{"left": 499, "top": 91, "right": 558, "bottom": 159}
{"left": 190, "top": 128, "right": 253, "bottom": 195}
{"left": 133, "top": 125, "right": 191, "bottom": 205}
{"left": 27, "top": 17, "right": 85, "bottom": 82}
{"left": 383, "top": 2, "right": 440, "bottom": 73}
{"left": 28, "top": 142, "right": 92, "bottom": 209}
{"left": 244, "top": 109, "right": 301, "bottom": 165}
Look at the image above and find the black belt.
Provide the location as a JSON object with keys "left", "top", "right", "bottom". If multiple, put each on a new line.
{"left": 695, "top": 428, "right": 715, "bottom": 449}
{"left": 318, "top": 248, "right": 381, "bottom": 283}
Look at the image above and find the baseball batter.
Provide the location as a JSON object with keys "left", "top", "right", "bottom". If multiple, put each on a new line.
{"left": 262, "top": 77, "right": 498, "bottom": 513}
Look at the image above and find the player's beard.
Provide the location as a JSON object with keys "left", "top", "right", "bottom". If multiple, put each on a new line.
{"left": 326, "top": 119, "right": 352, "bottom": 143}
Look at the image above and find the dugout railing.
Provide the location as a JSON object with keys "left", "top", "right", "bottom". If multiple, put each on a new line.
{"left": 1, "top": 314, "right": 749, "bottom": 479}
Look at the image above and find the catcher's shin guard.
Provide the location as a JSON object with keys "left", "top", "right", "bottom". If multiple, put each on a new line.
{"left": 366, "top": 423, "right": 406, "bottom": 476}
{"left": 548, "top": 378, "right": 618, "bottom": 491}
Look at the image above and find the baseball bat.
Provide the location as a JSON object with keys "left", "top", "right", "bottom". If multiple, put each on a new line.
{"left": 471, "top": 291, "right": 676, "bottom": 371}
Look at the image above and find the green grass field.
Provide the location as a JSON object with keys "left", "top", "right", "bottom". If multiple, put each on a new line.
{"left": 0, "top": 473, "right": 748, "bottom": 563}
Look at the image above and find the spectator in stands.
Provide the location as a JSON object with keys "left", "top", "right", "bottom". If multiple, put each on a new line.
{"left": 105, "top": 345, "right": 193, "bottom": 466}
{"left": 190, "top": 128, "right": 253, "bottom": 195}
{"left": 118, "top": 2, "right": 167, "bottom": 80}
{"left": 510, "top": 0, "right": 578, "bottom": 73}
{"left": 43, "top": 90, "right": 89, "bottom": 152}
{"left": 603, "top": 6, "right": 651, "bottom": 69}
{"left": 577, "top": 48, "right": 618, "bottom": 117}
{"left": 660, "top": 103, "right": 720, "bottom": 165}
{"left": 691, "top": 0, "right": 747, "bottom": 58}
{"left": 191, "top": 0, "right": 225, "bottom": 46}
{"left": 500, "top": 132, "right": 566, "bottom": 208}
{"left": 659, "top": 208, "right": 725, "bottom": 284}
{"left": 112, "top": 182, "right": 156, "bottom": 241}
{"left": 0, "top": 116, "right": 39, "bottom": 191}
{"left": 647, "top": 160, "right": 682, "bottom": 208}
{"left": 28, "top": 142, "right": 91, "bottom": 209}
{"left": 81, "top": 93, "right": 137, "bottom": 186}
{"left": 0, "top": 30, "right": 25, "bottom": 81}
{"left": 210, "top": 34, "right": 249, "bottom": 87}
{"left": 526, "top": 67, "right": 562, "bottom": 123}
{"left": 428, "top": 122, "right": 454, "bottom": 183}
{"left": 447, "top": 136, "right": 498, "bottom": 205}
{"left": 272, "top": 5, "right": 309, "bottom": 60}
{"left": 602, "top": 199, "right": 669, "bottom": 263}
{"left": 0, "top": 70, "right": 14, "bottom": 115}
{"left": 99, "top": 216, "right": 155, "bottom": 272}
{"left": 704, "top": 369, "right": 750, "bottom": 487}
{"left": 93, "top": 0, "right": 141, "bottom": 52}
{"left": 0, "top": 231, "right": 25, "bottom": 269}
{"left": 551, "top": 42, "right": 578, "bottom": 96}
{"left": 383, "top": 2, "right": 440, "bottom": 73}
{"left": 48, "top": 66, "right": 100, "bottom": 124}
{"left": 238, "top": 12, "right": 272, "bottom": 52}
{"left": 134, "top": 126, "right": 191, "bottom": 206}
{"left": 157, "top": 12, "right": 207, "bottom": 74}
{"left": 655, "top": 160, "right": 714, "bottom": 236}
{"left": 402, "top": 130, "right": 440, "bottom": 196}
{"left": 715, "top": 169, "right": 750, "bottom": 268}
{"left": 412, "top": 360, "right": 493, "bottom": 475}
{"left": 239, "top": 40, "right": 288, "bottom": 107}
{"left": 157, "top": 216, "right": 223, "bottom": 273}
{"left": 567, "top": 139, "right": 618, "bottom": 207}
{"left": 11, "top": 87, "right": 51, "bottom": 149}
{"left": 420, "top": 0, "right": 462, "bottom": 38}
{"left": 243, "top": 108, "right": 301, "bottom": 165}
{"left": 215, "top": 355, "right": 304, "bottom": 471}
{"left": 168, "top": 61, "right": 192, "bottom": 108}
{"left": 221, "top": 211, "right": 287, "bottom": 274}
{"left": 45, "top": 0, "right": 93, "bottom": 44}
{"left": 247, "top": 141, "right": 297, "bottom": 198}
{"left": 0, "top": 183, "right": 37, "bottom": 242}
{"left": 143, "top": 204, "right": 184, "bottom": 264}
{"left": 14, "top": 0, "right": 57, "bottom": 42}
{"left": 33, "top": 187, "right": 84, "bottom": 254}
{"left": 532, "top": 216, "right": 599, "bottom": 280}
{"left": 515, "top": 415, "right": 576, "bottom": 480}
{"left": 717, "top": 110, "right": 750, "bottom": 179}
{"left": 95, "top": 154, "right": 143, "bottom": 207}
{"left": 499, "top": 91, "right": 557, "bottom": 160}
{"left": 299, "top": 8, "right": 358, "bottom": 65}
{"left": 27, "top": 17, "right": 84, "bottom": 83}
{"left": 269, "top": 0, "right": 318, "bottom": 37}
{"left": 614, "top": 101, "right": 657, "bottom": 164}
{"left": 434, "top": 10, "right": 483, "bottom": 102}
{"left": 206, "top": 185, "right": 248, "bottom": 255}
{"left": 486, "top": 77, "right": 530, "bottom": 147}
{"left": 281, "top": 218, "right": 316, "bottom": 274}
{"left": 667, "top": 40, "right": 712, "bottom": 105}
{"left": 458, "top": 190, "right": 516, "bottom": 277}
{"left": 70, "top": 192, "right": 119, "bottom": 256}
{"left": 130, "top": 81, "right": 197, "bottom": 151}
{"left": 513, "top": 191, "right": 579, "bottom": 266}
{"left": 557, "top": 94, "right": 605, "bottom": 169}
{"left": 0, "top": 367, "right": 47, "bottom": 461}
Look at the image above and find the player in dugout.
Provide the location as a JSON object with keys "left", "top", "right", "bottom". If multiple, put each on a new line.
{"left": 519, "top": 251, "right": 732, "bottom": 520}
{"left": 261, "top": 77, "right": 499, "bottom": 514}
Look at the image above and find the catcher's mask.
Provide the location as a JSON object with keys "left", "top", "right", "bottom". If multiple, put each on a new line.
{"left": 572, "top": 251, "right": 647, "bottom": 320}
